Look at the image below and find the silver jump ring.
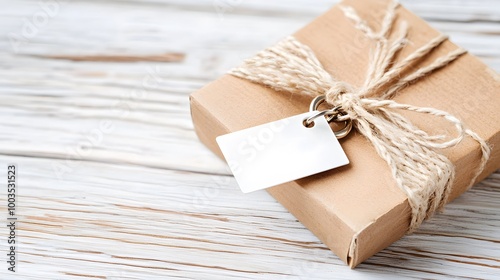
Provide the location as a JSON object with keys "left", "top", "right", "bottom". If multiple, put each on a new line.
{"left": 309, "top": 95, "right": 337, "bottom": 122}
{"left": 307, "top": 95, "right": 353, "bottom": 139}
{"left": 304, "top": 108, "right": 339, "bottom": 127}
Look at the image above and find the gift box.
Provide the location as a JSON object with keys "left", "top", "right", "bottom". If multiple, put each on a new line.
{"left": 189, "top": 0, "right": 500, "bottom": 268}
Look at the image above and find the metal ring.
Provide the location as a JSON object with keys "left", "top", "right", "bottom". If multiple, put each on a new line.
{"left": 304, "top": 110, "right": 332, "bottom": 127}
{"left": 333, "top": 118, "right": 353, "bottom": 139}
{"left": 309, "top": 95, "right": 327, "bottom": 111}
{"left": 309, "top": 95, "right": 336, "bottom": 122}
{"left": 308, "top": 95, "right": 353, "bottom": 139}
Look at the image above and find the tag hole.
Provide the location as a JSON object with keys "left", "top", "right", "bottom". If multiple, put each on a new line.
{"left": 303, "top": 119, "right": 315, "bottom": 128}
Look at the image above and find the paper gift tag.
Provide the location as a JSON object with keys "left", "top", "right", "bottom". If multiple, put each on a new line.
{"left": 216, "top": 112, "right": 349, "bottom": 193}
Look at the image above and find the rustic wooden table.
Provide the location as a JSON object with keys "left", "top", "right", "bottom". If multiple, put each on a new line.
{"left": 0, "top": 0, "right": 499, "bottom": 279}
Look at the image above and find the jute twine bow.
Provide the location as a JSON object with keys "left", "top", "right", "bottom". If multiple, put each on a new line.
{"left": 229, "top": 0, "right": 491, "bottom": 232}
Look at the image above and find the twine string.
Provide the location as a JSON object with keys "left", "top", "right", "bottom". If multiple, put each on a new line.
{"left": 229, "top": 0, "right": 490, "bottom": 232}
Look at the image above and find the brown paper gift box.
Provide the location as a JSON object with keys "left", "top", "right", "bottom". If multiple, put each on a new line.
{"left": 189, "top": 0, "right": 500, "bottom": 268}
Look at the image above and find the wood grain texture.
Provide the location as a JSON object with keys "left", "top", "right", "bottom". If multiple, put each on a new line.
{"left": 0, "top": 0, "right": 498, "bottom": 279}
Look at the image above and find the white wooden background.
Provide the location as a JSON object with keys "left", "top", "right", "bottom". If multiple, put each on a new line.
{"left": 0, "top": 0, "right": 499, "bottom": 279}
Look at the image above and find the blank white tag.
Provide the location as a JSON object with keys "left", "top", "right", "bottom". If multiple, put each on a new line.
{"left": 216, "top": 112, "right": 349, "bottom": 193}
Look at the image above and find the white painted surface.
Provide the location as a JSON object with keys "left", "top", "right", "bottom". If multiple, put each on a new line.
{"left": 0, "top": 0, "right": 498, "bottom": 279}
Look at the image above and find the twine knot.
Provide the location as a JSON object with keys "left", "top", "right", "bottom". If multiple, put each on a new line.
{"left": 325, "top": 82, "right": 360, "bottom": 120}
{"left": 229, "top": 0, "right": 490, "bottom": 232}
